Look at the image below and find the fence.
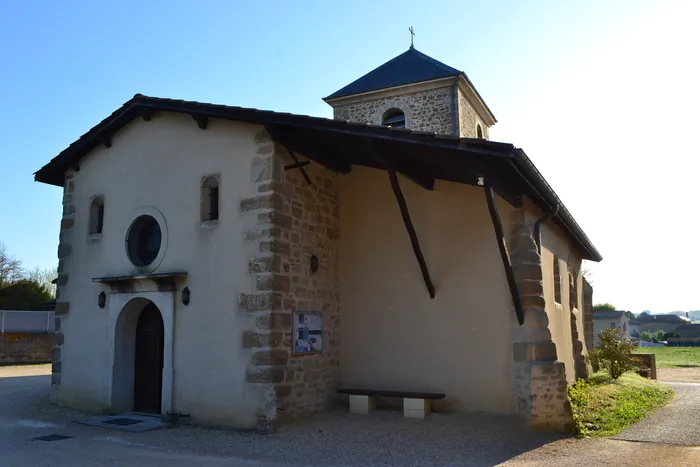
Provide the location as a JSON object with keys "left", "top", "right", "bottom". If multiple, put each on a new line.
{"left": 0, "top": 310, "right": 55, "bottom": 333}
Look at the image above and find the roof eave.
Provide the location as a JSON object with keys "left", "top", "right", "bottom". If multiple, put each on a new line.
{"left": 457, "top": 73, "right": 497, "bottom": 125}
{"left": 511, "top": 148, "right": 602, "bottom": 262}
{"left": 323, "top": 76, "right": 458, "bottom": 104}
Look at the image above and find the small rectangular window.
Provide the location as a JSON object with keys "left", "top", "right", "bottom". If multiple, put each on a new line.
{"left": 200, "top": 175, "right": 220, "bottom": 223}
{"left": 96, "top": 204, "right": 104, "bottom": 234}
{"left": 89, "top": 196, "right": 105, "bottom": 235}
{"left": 209, "top": 186, "right": 219, "bottom": 221}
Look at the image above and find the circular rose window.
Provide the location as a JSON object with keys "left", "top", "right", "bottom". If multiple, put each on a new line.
{"left": 126, "top": 215, "right": 162, "bottom": 267}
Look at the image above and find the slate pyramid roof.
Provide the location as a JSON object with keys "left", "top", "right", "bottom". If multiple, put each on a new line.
{"left": 325, "top": 47, "right": 461, "bottom": 100}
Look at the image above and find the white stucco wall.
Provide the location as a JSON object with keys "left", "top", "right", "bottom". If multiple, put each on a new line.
{"left": 339, "top": 167, "right": 517, "bottom": 414}
{"left": 58, "top": 113, "right": 266, "bottom": 426}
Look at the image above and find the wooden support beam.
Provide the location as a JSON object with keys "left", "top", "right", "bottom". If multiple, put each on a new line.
{"left": 103, "top": 138, "right": 112, "bottom": 148}
{"left": 388, "top": 169, "right": 436, "bottom": 299}
{"left": 395, "top": 160, "right": 435, "bottom": 191}
{"left": 285, "top": 147, "right": 312, "bottom": 185}
{"left": 284, "top": 160, "right": 311, "bottom": 171}
{"left": 364, "top": 139, "right": 434, "bottom": 190}
{"left": 192, "top": 115, "right": 208, "bottom": 130}
{"left": 266, "top": 125, "right": 352, "bottom": 174}
{"left": 483, "top": 183, "right": 524, "bottom": 325}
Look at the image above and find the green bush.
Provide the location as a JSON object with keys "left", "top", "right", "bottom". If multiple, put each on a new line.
{"left": 595, "top": 328, "right": 639, "bottom": 379}
{"left": 568, "top": 372, "right": 674, "bottom": 437}
{"left": 639, "top": 330, "right": 652, "bottom": 342}
{"left": 652, "top": 329, "right": 665, "bottom": 343}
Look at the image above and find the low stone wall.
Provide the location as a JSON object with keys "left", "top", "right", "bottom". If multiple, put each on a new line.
{"left": 0, "top": 332, "right": 55, "bottom": 364}
{"left": 634, "top": 353, "right": 657, "bottom": 380}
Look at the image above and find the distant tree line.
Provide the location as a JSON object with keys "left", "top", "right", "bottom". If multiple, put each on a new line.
{"left": 0, "top": 242, "right": 56, "bottom": 310}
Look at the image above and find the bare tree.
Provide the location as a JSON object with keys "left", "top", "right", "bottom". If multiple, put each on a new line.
{"left": 26, "top": 266, "right": 58, "bottom": 298}
{"left": 581, "top": 261, "right": 594, "bottom": 285}
{"left": 0, "top": 242, "right": 24, "bottom": 287}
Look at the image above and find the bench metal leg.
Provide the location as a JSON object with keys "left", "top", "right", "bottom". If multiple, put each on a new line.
{"left": 403, "top": 398, "right": 430, "bottom": 418}
{"left": 349, "top": 395, "right": 376, "bottom": 414}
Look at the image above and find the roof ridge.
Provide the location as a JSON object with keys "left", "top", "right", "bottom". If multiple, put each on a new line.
{"left": 409, "top": 47, "right": 461, "bottom": 74}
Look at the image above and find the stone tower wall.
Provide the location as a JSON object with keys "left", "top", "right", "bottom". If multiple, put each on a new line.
{"left": 457, "top": 88, "right": 490, "bottom": 139}
{"left": 332, "top": 86, "right": 454, "bottom": 135}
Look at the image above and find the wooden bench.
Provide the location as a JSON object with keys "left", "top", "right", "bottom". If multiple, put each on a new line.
{"left": 337, "top": 388, "right": 445, "bottom": 419}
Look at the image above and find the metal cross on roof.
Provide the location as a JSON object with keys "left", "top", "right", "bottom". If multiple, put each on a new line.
{"left": 409, "top": 26, "right": 415, "bottom": 48}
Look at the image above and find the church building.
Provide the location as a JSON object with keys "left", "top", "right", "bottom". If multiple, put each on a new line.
{"left": 35, "top": 46, "right": 601, "bottom": 432}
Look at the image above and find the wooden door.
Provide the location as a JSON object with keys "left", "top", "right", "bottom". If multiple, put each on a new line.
{"left": 133, "top": 303, "right": 164, "bottom": 414}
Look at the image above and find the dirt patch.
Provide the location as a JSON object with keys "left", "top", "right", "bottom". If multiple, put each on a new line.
{"left": 658, "top": 368, "right": 700, "bottom": 383}
{"left": 0, "top": 363, "right": 51, "bottom": 378}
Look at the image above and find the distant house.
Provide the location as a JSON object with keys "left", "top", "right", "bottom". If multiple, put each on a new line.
{"left": 676, "top": 324, "right": 700, "bottom": 338}
{"left": 636, "top": 313, "right": 691, "bottom": 333}
{"left": 628, "top": 319, "right": 642, "bottom": 337}
{"left": 592, "top": 311, "right": 630, "bottom": 346}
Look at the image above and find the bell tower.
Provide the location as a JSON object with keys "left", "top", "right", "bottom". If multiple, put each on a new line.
{"left": 324, "top": 47, "right": 496, "bottom": 139}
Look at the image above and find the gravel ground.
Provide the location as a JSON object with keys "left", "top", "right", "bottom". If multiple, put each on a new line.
{"left": 613, "top": 382, "right": 700, "bottom": 446}
{"left": 2, "top": 365, "right": 700, "bottom": 466}
{"left": 658, "top": 368, "right": 700, "bottom": 383}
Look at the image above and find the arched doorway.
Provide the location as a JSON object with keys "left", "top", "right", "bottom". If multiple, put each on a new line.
{"left": 133, "top": 302, "right": 164, "bottom": 413}
{"left": 108, "top": 292, "right": 174, "bottom": 415}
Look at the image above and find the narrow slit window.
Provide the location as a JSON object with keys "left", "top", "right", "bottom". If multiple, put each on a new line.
{"left": 89, "top": 197, "right": 105, "bottom": 235}
{"left": 477, "top": 124, "right": 483, "bottom": 139}
{"left": 201, "top": 175, "right": 220, "bottom": 222}
{"left": 209, "top": 185, "right": 219, "bottom": 221}
{"left": 553, "top": 255, "right": 562, "bottom": 304}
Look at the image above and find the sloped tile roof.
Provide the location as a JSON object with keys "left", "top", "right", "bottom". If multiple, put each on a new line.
{"left": 33, "top": 94, "right": 602, "bottom": 262}
{"left": 325, "top": 47, "right": 461, "bottom": 100}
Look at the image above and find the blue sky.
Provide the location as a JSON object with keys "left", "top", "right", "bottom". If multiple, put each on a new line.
{"left": 1, "top": 0, "right": 697, "bottom": 312}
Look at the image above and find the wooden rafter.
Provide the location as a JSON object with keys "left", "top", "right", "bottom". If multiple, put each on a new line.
{"left": 483, "top": 183, "right": 524, "bottom": 325}
{"left": 388, "top": 169, "right": 436, "bottom": 299}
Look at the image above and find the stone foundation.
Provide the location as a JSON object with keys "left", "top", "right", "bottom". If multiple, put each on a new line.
{"left": 240, "top": 130, "right": 340, "bottom": 431}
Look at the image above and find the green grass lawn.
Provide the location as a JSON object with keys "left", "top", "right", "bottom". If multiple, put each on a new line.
{"left": 568, "top": 372, "right": 673, "bottom": 437}
{"left": 632, "top": 346, "right": 700, "bottom": 368}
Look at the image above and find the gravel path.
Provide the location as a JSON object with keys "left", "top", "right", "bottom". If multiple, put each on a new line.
{"left": 613, "top": 382, "right": 700, "bottom": 446}
{"left": 2, "top": 365, "right": 700, "bottom": 466}
{"left": 658, "top": 368, "right": 700, "bottom": 383}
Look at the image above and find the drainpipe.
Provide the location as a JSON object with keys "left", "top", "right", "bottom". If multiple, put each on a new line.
{"left": 451, "top": 76, "right": 460, "bottom": 136}
{"left": 533, "top": 204, "right": 559, "bottom": 254}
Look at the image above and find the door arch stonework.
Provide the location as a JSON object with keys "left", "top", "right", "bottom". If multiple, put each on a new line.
{"left": 106, "top": 290, "right": 174, "bottom": 415}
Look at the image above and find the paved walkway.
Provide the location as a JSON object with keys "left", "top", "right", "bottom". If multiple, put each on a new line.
{"left": 1, "top": 365, "right": 699, "bottom": 466}
{"left": 613, "top": 382, "right": 700, "bottom": 445}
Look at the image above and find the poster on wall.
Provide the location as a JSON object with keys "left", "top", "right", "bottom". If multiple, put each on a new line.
{"left": 293, "top": 311, "right": 323, "bottom": 354}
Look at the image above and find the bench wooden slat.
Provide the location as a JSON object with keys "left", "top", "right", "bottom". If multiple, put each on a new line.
{"left": 337, "top": 388, "right": 445, "bottom": 400}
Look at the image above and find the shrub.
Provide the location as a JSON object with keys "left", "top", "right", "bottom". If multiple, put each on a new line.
{"left": 595, "top": 328, "right": 639, "bottom": 379}
{"left": 639, "top": 330, "right": 653, "bottom": 342}
{"left": 652, "top": 329, "right": 665, "bottom": 343}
